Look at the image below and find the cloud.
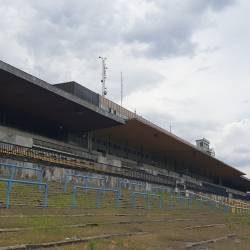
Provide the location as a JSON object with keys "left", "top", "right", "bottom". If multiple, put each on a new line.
{"left": 215, "top": 119, "right": 250, "bottom": 170}
{"left": 122, "top": 0, "right": 235, "bottom": 59}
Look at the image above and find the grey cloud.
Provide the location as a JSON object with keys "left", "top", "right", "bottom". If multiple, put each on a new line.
{"left": 123, "top": 0, "right": 235, "bottom": 59}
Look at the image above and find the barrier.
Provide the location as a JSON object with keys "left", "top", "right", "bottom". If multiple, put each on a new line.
{"left": 0, "top": 163, "right": 43, "bottom": 191}
{"left": 0, "top": 178, "right": 48, "bottom": 209}
{"left": 171, "top": 197, "right": 190, "bottom": 211}
{"left": 73, "top": 186, "right": 119, "bottom": 209}
{"left": 196, "top": 199, "right": 225, "bottom": 212}
{"left": 119, "top": 181, "right": 145, "bottom": 198}
{"left": 65, "top": 174, "right": 106, "bottom": 195}
{"left": 153, "top": 187, "right": 172, "bottom": 200}
{"left": 132, "top": 192, "right": 161, "bottom": 210}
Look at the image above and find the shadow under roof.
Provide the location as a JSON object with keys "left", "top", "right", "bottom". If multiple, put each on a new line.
{"left": 0, "top": 61, "right": 124, "bottom": 132}
{"left": 93, "top": 118, "right": 245, "bottom": 179}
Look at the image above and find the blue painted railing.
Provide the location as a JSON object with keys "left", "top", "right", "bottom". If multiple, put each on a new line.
{"left": 65, "top": 174, "right": 106, "bottom": 195}
{"left": 0, "top": 163, "right": 43, "bottom": 191}
{"left": 132, "top": 192, "right": 161, "bottom": 210}
{"left": 196, "top": 199, "right": 226, "bottom": 212}
{"left": 171, "top": 196, "right": 190, "bottom": 211}
{"left": 73, "top": 186, "right": 119, "bottom": 209}
{"left": 153, "top": 187, "right": 172, "bottom": 200}
{"left": 119, "top": 181, "right": 145, "bottom": 198}
{"left": 0, "top": 178, "right": 48, "bottom": 209}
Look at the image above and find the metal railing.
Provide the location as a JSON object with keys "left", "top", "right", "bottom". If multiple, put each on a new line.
{"left": 132, "top": 192, "right": 161, "bottom": 210}
{"left": 119, "top": 181, "right": 145, "bottom": 198}
{"left": 72, "top": 186, "right": 119, "bottom": 209}
{"left": 153, "top": 187, "right": 172, "bottom": 200}
{"left": 64, "top": 174, "right": 106, "bottom": 195}
{"left": 0, "top": 163, "right": 43, "bottom": 191}
{"left": 0, "top": 178, "right": 48, "bottom": 209}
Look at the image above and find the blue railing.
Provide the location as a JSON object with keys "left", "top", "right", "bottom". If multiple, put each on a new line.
{"left": 171, "top": 197, "right": 190, "bottom": 211}
{"left": 196, "top": 199, "right": 226, "bottom": 212}
{"left": 65, "top": 174, "right": 106, "bottom": 195}
{"left": 0, "top": 178, "right": 48, "bottom": 209}
{"left": 72, "top": 186, "right": 119, "bottom": 209}
{"left": 153, "top": 187, "right": 172, "bottom": 200}
{"left": 119, "top": 181, "right": 145, "bottom": 198}
{"left": 132, "top": 192, "right": 161, "bottom": 210}
{"left": 0, "top": 163, "right": 43, "bottom": 191}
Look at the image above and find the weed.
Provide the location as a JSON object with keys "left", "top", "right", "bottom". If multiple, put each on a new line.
{"left": 89, "top": 238, "right": 96, "bottom": 250}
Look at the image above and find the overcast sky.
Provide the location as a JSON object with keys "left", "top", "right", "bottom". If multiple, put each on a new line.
{"left": 0, "top": 0, "right": 250, "bottom": 177}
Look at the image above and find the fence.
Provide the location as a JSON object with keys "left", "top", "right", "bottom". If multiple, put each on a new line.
{"left": 0, "top": 178, "right": 48, "bottom": 209}
{"left": 0, "top": 163, "right": 43, "bottom": 191}
{"left": 153, "top": 187, "right": 172, "bottom": 200}
{"left": 132, "top": 192, "right": 161, "bottom": 210}
{"left": 64, "top": 174, "right": 106, "bottom": 195}
{"left": 72, "top": 186, "right": 119, "bottom": 209}
{"left": 119, "top": 181, "right": 145, "bottom": 198}
{"left": 171, "top": 197, "right": 190, "bottom": 211}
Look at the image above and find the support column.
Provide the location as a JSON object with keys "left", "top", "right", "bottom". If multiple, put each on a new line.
{"left": 219, "top": 177, "right": 222, "bottom": 186}
{"left": 108, "top": 134, "right": 111, "bottom": 155}
{"left": 141, "top": 146, "right": 143, "bottom": 163}
{"left": 126, "top": 140, "right": 128, "bottom": 159}
{"left": 3, "top": 107, "right": 6, "bottom": 126}
{"left": 87, "top": 132, "right": 92, "bottom": 153}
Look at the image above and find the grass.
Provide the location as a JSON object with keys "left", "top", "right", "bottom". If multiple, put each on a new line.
{"left": 1, "top": 176, "right": 250, "bottom": 249}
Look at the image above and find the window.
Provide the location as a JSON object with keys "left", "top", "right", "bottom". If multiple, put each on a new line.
{"left": 200, "top": 142, "right": 203, "bottom": 147}
{"left": 117, "top": 145, "right": 121, "bottom": 150}
{"left": 123, "top": 147, "right": 127, "bottom": 152}
{"left": 114, "top": 110, "right": 116, "bottom": 115}
{"left": 146, "top": 154, "right": 148, "bottom": 159}
{"left": 128, "top": 149, "right": 131, "bottom": 153}
{"left": 133, "top": 150, "right": 136, "bottom": 155}
{"left": 113, "top": 144, "right": 117, "bottom": 149}
{"left": 96, "top": 139, "right": 101, "bottom": 144}
{"left": 138, "top": 152, "right": 141, "bottom": 156}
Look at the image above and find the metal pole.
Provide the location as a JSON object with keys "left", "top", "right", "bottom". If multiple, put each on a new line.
{"left": 10, "top": 166, "right": 14, "bottom": 189}
{"left": 116, "top": 191, "right": 119, "bottom": 209}
{"left": 64, "top": 174, "right": 68, "bottom": 192}
{"left": 85, "top": 178, "right": 88, "bottom": 195}
{"left": 133, "top": 194, "right": 135, "bottom": 209}
{"left": 97, "top": 190, "right": 100, "bottom": 209}
{"left": 39, "top": 170, "right": 43, "bottom": 191}
{"left": 44, "top": 184, "right": 48, "bottom": 209}
{"left": 188, "top": 199, "right": 190, "bottom": 211}
{"left": 209, "top": 201, "right": 210, "bottom": 212}
{"left": 180, "top": 198, "right": 182, "bottom": 211}
{"left": 73, "top": 187, "right": 76, "bottom": 209}
{"left": 6, "top": 180, "right": 11, "bottom": 209}
{"left": 103, "top": 179, "right": 105, "bottom": 196}
{"left": 153, "top": 187, "right": 155, "bottom": 200}
{"left": 159, "top": 196, "right": 161, "bottom": 210}
{"left": 170, "top": 197, "right": 172, "bottom": 211}
{"left": 132, "top": 184, "right": 134, "bottom": 198}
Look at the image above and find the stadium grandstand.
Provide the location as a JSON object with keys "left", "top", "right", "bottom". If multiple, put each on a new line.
{"left": 0, "top": 60, "right": 250, "bottom": 203}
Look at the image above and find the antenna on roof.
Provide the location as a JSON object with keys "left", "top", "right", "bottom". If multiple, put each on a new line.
{"left": 121, "top": 71, "right": 123, "bottom": 107}
{"left": 99, "top": 56, "right": 107, "bottom": 97}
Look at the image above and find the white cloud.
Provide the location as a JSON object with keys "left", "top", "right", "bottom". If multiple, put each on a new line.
{"left": 215, "top": 120, "right": 250, "bottom": 172}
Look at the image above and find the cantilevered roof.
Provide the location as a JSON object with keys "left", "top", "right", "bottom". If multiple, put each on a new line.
{"left": 0, "top": 61, "right": 124, "bottom": 132}
{"left": 93, "top": 118, "right": 245, "bottom": 179}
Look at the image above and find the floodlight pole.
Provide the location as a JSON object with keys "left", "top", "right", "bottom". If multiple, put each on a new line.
{"left": 99, "top": 57, "right": 107, "bottom": 97}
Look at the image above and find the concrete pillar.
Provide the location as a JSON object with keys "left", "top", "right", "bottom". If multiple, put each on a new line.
{"left": 141, "top": 146, "right": 143, "bottom": 163}
{"left": 87, "top": 131, "right": 92, "bottom": 152}
{"left": 126, "top": 140, "right": 128, "bottom": 159}
{"left": 108, "top": 134, "right": 111, "bottom": 154}
{"left": 219, "top": 177, "right": 222, "bottom": 186}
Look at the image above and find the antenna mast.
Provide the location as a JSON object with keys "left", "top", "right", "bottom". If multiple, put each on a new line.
{"left": 121, "top": 71, "right": 123, "bottom": 107}
{"left": 99, "top": 56, "right": 107, "bottom": 97}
